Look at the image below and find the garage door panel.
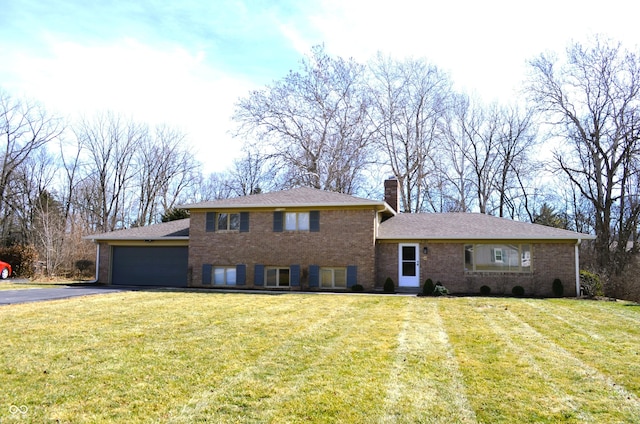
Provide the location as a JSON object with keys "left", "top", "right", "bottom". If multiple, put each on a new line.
{"left": 112, "top": 246, "right": 188, "bottom": 287}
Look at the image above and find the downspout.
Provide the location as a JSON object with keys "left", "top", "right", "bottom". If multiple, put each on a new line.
{"left": 575, "top": 239, "right": 582, "bottom": 297}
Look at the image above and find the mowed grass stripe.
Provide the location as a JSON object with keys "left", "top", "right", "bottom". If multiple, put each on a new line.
{"left": 380, "top": 300, "right": 477, "bottom": 424}
{"left": 565, "top": 299, "right": 640, "bottom": 327}
{"left": 439, "top": 298, "right": 555, "bottom": 423}
{"left": 174, "top": 296, "right": 475, "bottom": 423}
{"left": 2, "top": 292, "right": 640, "bottom": 423}
{"left": 503, "top": 307, "right": 640, "bottom": 420}
{"left": 481, "top": 312, "right": 584, "bottom": 420}
{"left": 264, "top": 296, "right": 403, "bottom": 423}
{"left": 2, "top": 292, "right": 346, "bottom": 422}
{"left": 494, "top": 307, "right": 640, "bottom": 422}
{"left": 513, "top": 299, "right": 640, "bottom": 397}
{"left": 170, "top": 294, "right": 395, "bottom": 423}
{"left": 437, "top": 298, "right": 640, "bottom": 423}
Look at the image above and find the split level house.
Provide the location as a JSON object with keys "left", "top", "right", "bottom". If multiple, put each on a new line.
{"left": 87, "top": 179, "right": 595, "bottom": 296}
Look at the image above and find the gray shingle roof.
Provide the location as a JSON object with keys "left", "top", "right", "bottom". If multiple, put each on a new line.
{"left": 181, "top": 187, "right": 391, "bottom": 210}
{"left": 377, "top": 213, "right": 595, "bottom": 240}
{"left": 86, "top": 197, "right": 595, "bottom": 242}
{"left": 86, "top": 218, "right": 190, "bottom": 241}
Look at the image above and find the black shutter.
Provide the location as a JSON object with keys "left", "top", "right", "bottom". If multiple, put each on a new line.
{"left": 310, "top": 211, "right": 320, "bottom": 232}
{"left": 308, "top": 265, "right": 319, "bottom": 288}
{"left": 290, "top": 265, "right": 300, "bottom": 286}
{"left": 346, "top": 265, "right": 357, "bottom": 288}
{"left": 240, "top": 212, "right": 249, "bottom": 232}
{"left": 254, "top": 264, "right": 265, "bottom": 286}
{"left": 206, "top": 212, "right": 216, "bottom": 232}
{"left": 236, "top": 264, "right": 246, "bottom": 285}
{"left": 273, "top": 211, "right": 283, "bottom": 232}
{"left": 202, "top": 264, "right": 212, "bottom": 284}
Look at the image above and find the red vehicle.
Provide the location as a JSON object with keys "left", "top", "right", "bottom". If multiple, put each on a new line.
{"left": 0, "top": 260, "right": 11, "bottom": 279}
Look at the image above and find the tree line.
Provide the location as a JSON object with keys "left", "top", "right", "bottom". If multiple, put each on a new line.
{"left": 233, "top": 37, "right": 640, "bottom": 296}
{"left": 1, "top": 35, "right": 639, "bottom": 297}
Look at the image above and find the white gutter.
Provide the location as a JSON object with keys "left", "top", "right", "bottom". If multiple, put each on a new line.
{"left": 575, "top": 239, "right": 582, "bottom": 297}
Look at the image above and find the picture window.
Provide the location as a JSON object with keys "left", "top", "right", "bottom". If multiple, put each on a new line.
{"left": 465, "top": 244, "right": 532, "bottom": 273}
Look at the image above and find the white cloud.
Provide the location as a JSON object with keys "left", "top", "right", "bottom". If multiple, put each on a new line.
{"left": 4, "top": 36, "right": 255, "bottom": 172}
{"left": 282, "top": 0, "right": 640, "bottom": 102}
{"left": 2, "top": 0, "right": 639, "bottom": 177}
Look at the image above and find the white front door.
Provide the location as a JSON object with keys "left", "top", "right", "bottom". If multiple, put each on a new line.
{"left": 398, "top": 243, "right": 420, "bottom": 287}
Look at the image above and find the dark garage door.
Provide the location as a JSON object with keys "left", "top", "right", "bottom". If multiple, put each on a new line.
{"left": 111, "top": 246, "right": 188, "bottom": 287}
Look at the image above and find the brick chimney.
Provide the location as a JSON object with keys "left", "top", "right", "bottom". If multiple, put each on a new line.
{"left": 384, "top": 177, "right": 400, "bottom": 213}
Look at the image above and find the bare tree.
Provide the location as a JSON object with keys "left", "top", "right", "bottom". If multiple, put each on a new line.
{"left": 493, "top": 105, "right": 540, "bottom": 219}
{"left": 440, "top": 94, "right": 541, "bottom": 217}
{"left": 5, "top": 149, "right": 57, "bottom": 245}
{"left": 0, "top": 90, "right": 62, "bottom": 244}
{"left": 32, "top": 190, "right": 67, "bottom": 275}
{"left": 197, "top": 172, "right": 235, "bottom": 201}
{"left": 448, "top": 96, "right": 502, "bottom": 214}
{"left": 527, "top": 36, "right": 640, "bottom": 277}
{"left": 134, "top": 125, "right": 199, "bottom": 226}
{"left": 59, "top": 136, "right": 83, "bottom": 224}
{"left": 368, "top": 54, "right": 452, "bottom": 212}
{"left": 3, "top": 147, "right": 80, "bottom": 276}
{"left": 438, "top": 94, "right": 474, "bottom": 212}
{"left": 233, "top": 45, "right": 375, "bottom": 194}
{"left": 227, "top": 149, "right": 276, "bottom": 196}
{"left": 74, "top": 112, "right": 145, "bottom": 232}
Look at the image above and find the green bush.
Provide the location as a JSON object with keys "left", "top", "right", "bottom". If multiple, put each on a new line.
{"left": 0, "top": 244, "right": 37, "bottom": 278}
{"left": 480, "top": 285, "right": 491, "bottom": 295}
{"left": 580, "top": 270, "right": 603, "bottom": 297}
{"left": 552, "top": 278, "right": 564, "bottom": 297}
{"left": 423, "top": 278, "right": 435, "bottom": 296}
{"left": 351, "top": 284, "right": 364, "bottom": 292}
{"left": 383, "top": 277, "right": 395, "bottom": 293}
{"left": 433, "top": 282, "right": 449, "bottom": 296}
{"left": 512, "top": 285, "right": 525, "bottom": 297}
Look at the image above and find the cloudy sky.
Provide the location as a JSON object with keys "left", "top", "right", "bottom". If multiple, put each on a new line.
{"left": 1, "top": 0, "right": 638, "bottom": 172}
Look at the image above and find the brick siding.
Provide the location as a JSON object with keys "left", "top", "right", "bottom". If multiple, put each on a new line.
{"left": 97, "top": 242, "right": 111, "bottom": 283}
{"left": 376, "top": 241, "right": 578, "bottom": 296}
{"left": 189, "top": 208, "right": 377, "bottom": 290}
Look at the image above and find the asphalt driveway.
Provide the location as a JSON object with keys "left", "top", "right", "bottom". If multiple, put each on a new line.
{"left": 0, "top": 286, "right": 128, "bottom": 305}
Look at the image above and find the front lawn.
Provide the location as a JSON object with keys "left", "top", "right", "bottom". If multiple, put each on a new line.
{"left": 1, "top": 292, "right": 639, "bottom": 423}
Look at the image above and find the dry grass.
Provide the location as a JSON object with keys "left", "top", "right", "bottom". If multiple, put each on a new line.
{"left": 1, "top": 292, "right": 639, "bottom": 423}
{"left": 0, "top": 279, "right": 76, "bottom": 290}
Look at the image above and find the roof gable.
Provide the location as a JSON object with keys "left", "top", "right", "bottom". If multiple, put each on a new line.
{"left": 377, "top": 213, "right": 594, "bottom": 241}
